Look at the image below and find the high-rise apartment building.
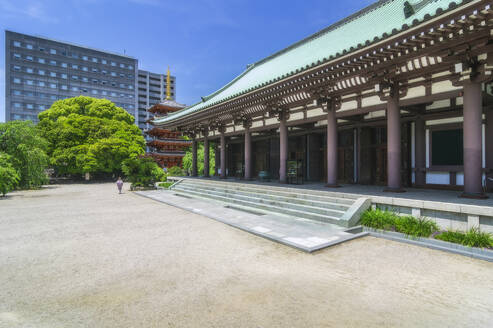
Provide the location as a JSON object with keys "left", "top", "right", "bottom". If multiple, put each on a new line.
{"left": 4, "top": 30, "right": 143, "bottom": 124}
{"left": 137, "top": 69, "right": 176, "bottom": 131}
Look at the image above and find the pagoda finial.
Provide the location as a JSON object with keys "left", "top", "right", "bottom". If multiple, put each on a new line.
{"left": 166, "top": 66, "right": 171, "bottom": 100}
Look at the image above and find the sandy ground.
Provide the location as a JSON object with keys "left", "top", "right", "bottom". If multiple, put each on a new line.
{"left": 0, "top": 183, "right": 492, "bottom": 328}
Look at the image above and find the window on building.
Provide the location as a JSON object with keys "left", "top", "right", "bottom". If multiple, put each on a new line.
{"left": 92, "top": 68, "right": 98, "bottom": 73}
{"left": 119, "top": 63, "right": 125, "bottom": 68}
{"left": 111, "top": 61, "right": 116, "bottom": 66}
{"left": 92, "top": 58, "right": 98, "bottom": 63}
{"left": 13, "top": 65, "right": 21, "bottom": 71}
{"left": 26, "top": 104, "right": 34, "bottom": 109}
{"left": 101, "top": 80, "right": 107, "bottom": 85}
{"left": 50, "top": 94, "right": 57, "bottom": 100}
{"left": 61, "top": 62, "right": 68, "bottom": 68}
{"left": 50, "top": 49, "right": 56, "bottom": 54}
{"left": 26, "top": 44, "right": 33, "bottom": 50}
{"left": 50, "top": 72, "right": 56, "bottom": 77}
{"left": 72, "top": 75, "right": 78, "bottom": 80}
{"left": 38, "top": 58, "right": 45, "bottom": 64}
{"left": 82, "top": 77, "right": 88, "bottom": 82}
{"left": 26, "top": 91, "right": 34, "bottom": 97}
{"left": 111, "top": 92, "right": 117, "bottom": 97}
{"left": 71, "top": 53, "right": 78, "bottom": 59}
{"left": 102, "top": 59, "right": 107, "bottom": 64}
{"left": 39, "top": 93, "right": 46, "bottom": 98}
{"left": 61, "top": 85, "right": 68, "bottom": 90}
{"left": 102, "top": 70, "right": 107, "bottom": 75}
{"left": 13, "top": 53, "right": 21, "bottom": 59}
{"left": 92, "top": 79, "right": 98, "bottom": 84}
{"left": 72, "top": 64, "right": 78, "bottom": 69}
{"left": 13, "top": 78, "right": 21, "bottom": 84}
{"left": 61, "top": 73, "right": 67, "bottom": 79}
{"left": 81, "top": 88, "right": 88, "bottom": 93}
{"left": 39, "top": 105, "right": 46, "bottom": 110}
{"left": 26, "top": 80, "right": 34, "bottom": 85}
{"left": 13, "top": 102, "right": 21, "bottom": 108}
{"left": 72, "top": 86, "right": 79, "bottom": 92}
{"left": 82, "top": 55, "right": 88, "bottom": 61}
{"left": 13, "top": 90, "right": 21, "bottom": 96}
{"left": 13, "top": 41, "right": 21, "bottom": 47}
{"left": 110, "top": 72, "right": 116, "bottom": 77}
{"left": 128, "top": 85, "right": 133, "bottom": 90}
{"left": 101, "top": 91, "right": 107, "bottom": 95}
{"left": 50, "top": 83, "right": 57, "bottom": 89}
{"left": 49, "top": 60, "right": 56, "bottom": 66}
{"left": 39, "top": 47, "right": 45, "bottom": 52}
{"left": 119, "top": 83, "right": 125, "bottom": 88}
{"left": 38, "top": 81, "right": 45, "bottom": 87}
{"left": 39, "top": 70, "right": 45, "bottom": 75}
{"left": 431, "top": 129, "right": 464, "bottom": 166}
{"left": 91, "top": 90, "right": 98, "bottom": 95}
{"left": 111, "top": 82, "right": 116, "bottom": 87}
{"left": 119, "top": 73, "right": 125, "bottom": 78}
{"left": 13, "top": 114, "right": 22, "bottom": 120}
{"left": 26, "top": 68, "right": 34, "bottom": 73}
{"left": 128, "top": 65, "right": 133, "bottom": 70}
{"left": 82, "top": 66, "right": 88, "bottom": 71}
{"left": 26, "top": 56, "right": 33, "bottom": 61}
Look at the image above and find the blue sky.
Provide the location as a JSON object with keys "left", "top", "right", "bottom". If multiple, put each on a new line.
{"left": 0, "top": 0, "right": 375, "bottom": 122}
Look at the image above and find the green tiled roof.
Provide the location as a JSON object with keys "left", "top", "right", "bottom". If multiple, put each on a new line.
{"left": 155, "top": 0, "right": 470, "bottom": 125}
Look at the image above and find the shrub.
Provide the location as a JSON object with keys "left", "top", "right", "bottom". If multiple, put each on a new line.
{"left": 121, "top": 156, "right": 165, "bottom": 188}
{"left": 167, "top": 166, "right": 185, "bottom": 177}
{"left": 360, "top": 209, "right": 438, "bottom": 238}
{"left": 158, "top": 182, "right": 174, "bottom": 189}
{"left": 0, "top": 121, "right": 48, "bottom": 188}
{"left": 0, "top": 153, "right": 20, "bottom": 196}
{"left": 435, "top": 228, "right": 493, "bottom": 248}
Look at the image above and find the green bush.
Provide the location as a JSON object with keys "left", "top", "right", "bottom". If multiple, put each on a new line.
{"left": 360, "top": 209, "right": 438, "bottom": 238}
{"left": 121, "top": 156, "right": 165, "bottom": 188}
{"left": 158, "top": 182, "right": 174, "bottom": 189}
{"left": 0, "top": 153, "right": 20, "bottom": 196}
{"left": 0, "top": 121, "right": 48, "bottom": 188}
{"left": 435, "top": 228, "right": 493, "bottom": 248}
{"left": 167, "top": 166, "right": 185, "bottom": 176}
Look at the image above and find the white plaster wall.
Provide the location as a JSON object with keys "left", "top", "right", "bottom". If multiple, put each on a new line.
{"left": 307, "top": 108, "right": 324, "bottom": 118}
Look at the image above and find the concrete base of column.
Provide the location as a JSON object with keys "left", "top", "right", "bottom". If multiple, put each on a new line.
{"left": 325, "top": 184, "right": 341, "bottom": 188}
{"left": 383, "top": 187, "right": 406, "bottom": 193}
{"left": 459, "top": 192, "right": 489, "bottom": 199}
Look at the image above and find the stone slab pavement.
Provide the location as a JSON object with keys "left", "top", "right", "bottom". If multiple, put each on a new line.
{"left": 136, "top": 189, "right": 366, "bottom": 252}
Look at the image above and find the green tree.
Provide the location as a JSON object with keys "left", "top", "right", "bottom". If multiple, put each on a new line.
{"left": 38, "top": 96, "right": 145, "bottom": 177}
{"left": 182, "top": 142, "right": 215, "bottom": 176}
{"left": 121, "top": 156, "right": 165, "bottom": 188}
{"left": 0, "top": 153, "right": 20, "bottom": 196}
{"left": 0, "top": 121, "right": 49, "bottom": 188}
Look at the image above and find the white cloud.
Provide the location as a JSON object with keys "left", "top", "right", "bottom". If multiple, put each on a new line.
{"left": 0, "top": 0, "right": 59, "bottom": 23}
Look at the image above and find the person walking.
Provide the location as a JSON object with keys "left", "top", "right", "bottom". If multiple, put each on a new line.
{"left": 116, "top": 177, "right": 124, "bottom": 194}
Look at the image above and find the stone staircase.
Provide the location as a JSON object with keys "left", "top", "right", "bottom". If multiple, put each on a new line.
{"left": 170, "top": 179, "right": 370, "bottom": 228}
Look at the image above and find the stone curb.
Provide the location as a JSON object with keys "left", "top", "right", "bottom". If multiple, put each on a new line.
{"left": 363, "top": 227, "right": 493, "bottom": 262}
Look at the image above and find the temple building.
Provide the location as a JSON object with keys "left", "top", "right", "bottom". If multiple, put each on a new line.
{"left": 145, "top": 68, "right": 191, "bottom": 168}
{"left": 152, "top": 0, "right": 493, "bottom": 199}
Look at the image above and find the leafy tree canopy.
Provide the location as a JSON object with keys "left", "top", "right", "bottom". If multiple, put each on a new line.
{"left": 121, "top": 156, "right": 165, "bottom": 188}
{"left": 38, "top": 96, "right": 145, "bottom": 176}
{"left": 0, "top": 120, "right": 49, "bottom": 188}
{"left": 0, "top": 153, "right": 20, "bottom": 196}
{"left": 182, "top": 142, "right": 215, "bottom": 176}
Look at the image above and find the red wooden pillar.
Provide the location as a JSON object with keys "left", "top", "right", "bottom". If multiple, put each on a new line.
{"left": 462, "top": 81, "right": 486, "bottom": 198}
{"left": 415, "top": 116, "right": 426, "bottom": 187}
{"left": 279, "top": 113, "right": 288, "bottom": 183}
{"left": 486, "top": 107, "right": 493, "bottom": 191}
{"left": 244, "top": 125, "right": 252, "bottom": 180}
{"left": 220, "top": 130, "right": 227, "bottom": 179}
{"left": 385, "top": 88, "right": 403, "bottom": 192}
{"left": 326, "top": 106, "right": 339, "bottom": 187}
{"left": 203, "top": 131, "right": 210, "bottom": 178}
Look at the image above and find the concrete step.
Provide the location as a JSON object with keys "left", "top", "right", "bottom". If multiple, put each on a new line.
{"left": 174, "top": 184, "right": 346, "bottom": 218}
{"left": 178, "top": 180, "right": 355, "bottom": 205}
{"left": 175, "top": 182, "right": 351, "bottom": 210}
{"left": 172, "top": 187, "right": 343, "bottom": 225}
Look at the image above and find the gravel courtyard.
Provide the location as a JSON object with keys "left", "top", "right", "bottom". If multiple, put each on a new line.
{"left": 0, "top": 183, "right": 492, "bottom": 328}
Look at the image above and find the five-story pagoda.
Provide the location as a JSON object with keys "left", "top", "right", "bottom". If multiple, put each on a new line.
{"left": 145, "top": 68, "right": 191, "bottom": 168}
